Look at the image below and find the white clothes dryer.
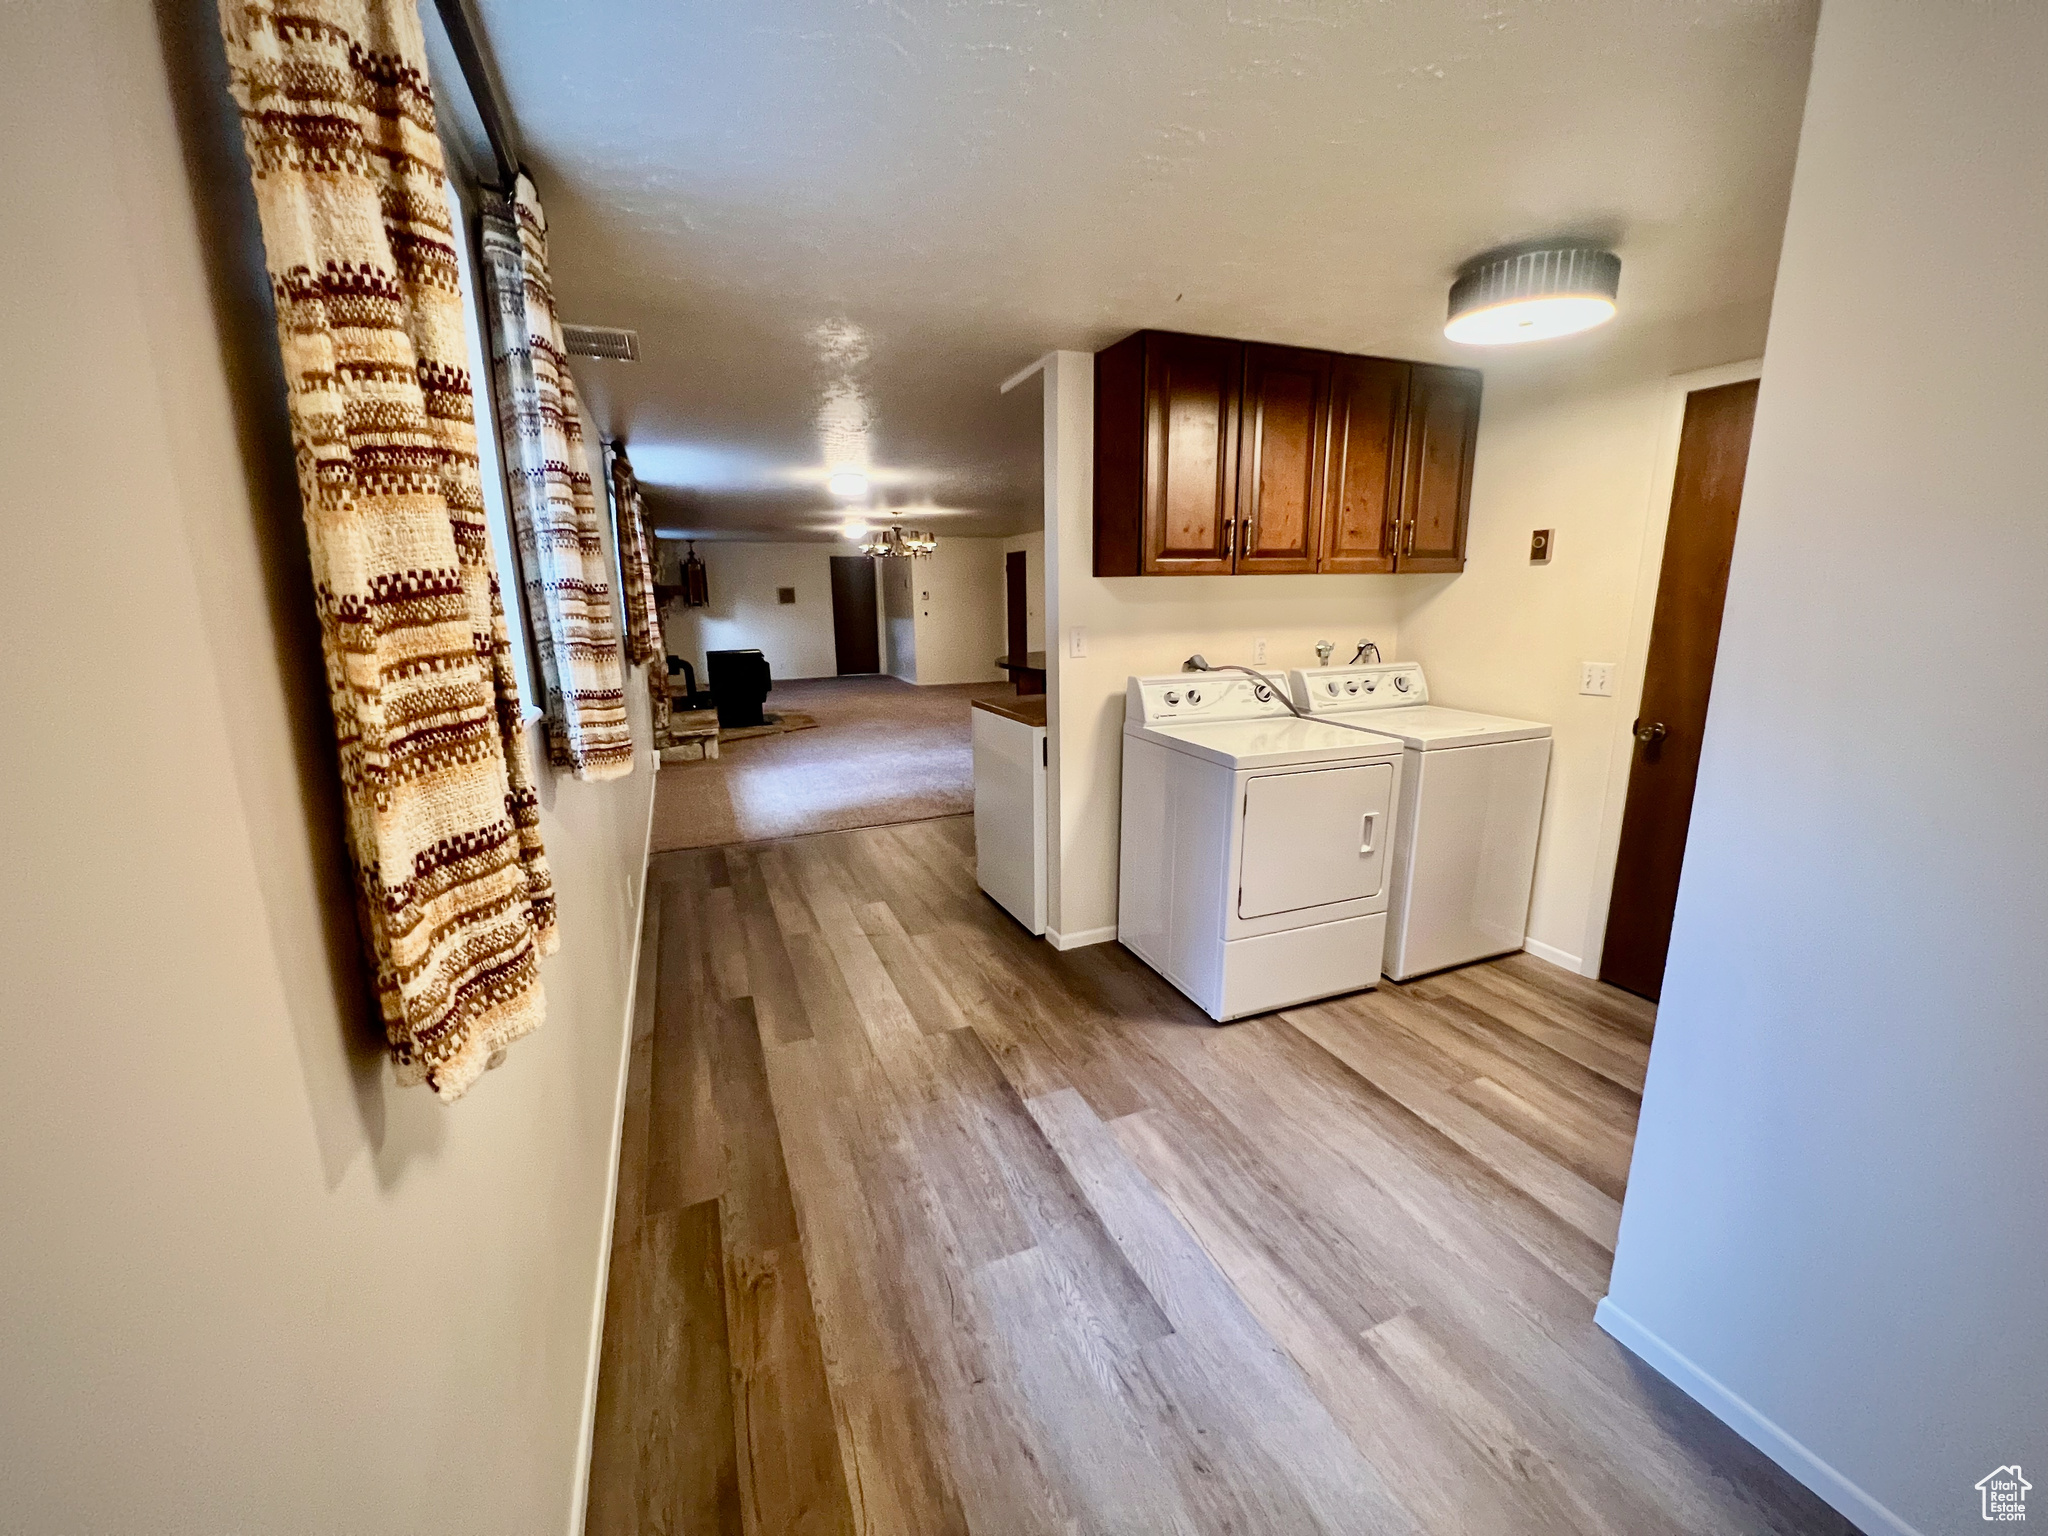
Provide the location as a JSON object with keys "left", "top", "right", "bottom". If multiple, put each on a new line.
{"left": 1119, "top": 671, "right": 1405, "bottom": 1019}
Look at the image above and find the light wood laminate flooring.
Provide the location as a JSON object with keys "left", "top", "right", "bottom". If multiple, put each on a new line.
{"left": 587, "top": 815, "right": 1852, "bottom": 1536}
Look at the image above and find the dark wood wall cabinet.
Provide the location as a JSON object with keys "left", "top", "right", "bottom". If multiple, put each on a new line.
{"left": 1093, "top": 330, "right": 1480, "bottom": 577}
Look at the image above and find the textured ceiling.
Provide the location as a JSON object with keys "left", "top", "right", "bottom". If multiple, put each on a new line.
{"left": 461, "top": 0, "right": 1818, "bottom": 542}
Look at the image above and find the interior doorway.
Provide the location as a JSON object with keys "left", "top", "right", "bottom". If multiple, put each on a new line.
{"left": 1004, "top": 549, "right": 1028, "bottom": 664}
{"left": 829, "top": 555, "right": 880, "bottom": 675}
{"left": 1600, "top": 378, "right": 1760, "bottom": 999}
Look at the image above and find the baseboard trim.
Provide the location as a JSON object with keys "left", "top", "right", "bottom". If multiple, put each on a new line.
{"left": 1047, "top": 923, "right": 1117, "bottom": 951}
{"left": 1594, "top": 1297, "right": 1919, "bottom": 1536}
{"left": 567, "top": 776, "right": 658, "bottom": 1536}
{"left": 1522, "top": 935, "right": 1587, "bottom": 975}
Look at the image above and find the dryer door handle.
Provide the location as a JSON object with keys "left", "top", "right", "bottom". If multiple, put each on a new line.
{"left": 1360, "top": 811, "right": 1378, "bottom": 856}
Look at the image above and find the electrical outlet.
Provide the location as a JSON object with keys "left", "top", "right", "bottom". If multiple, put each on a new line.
{"left": 1068, "top": 625, "right": 1088, "bottom": 659}
{"left": 1580, "top": 661, "right": 1615, "bottom": 697}
{"left": 1253, "top": 637, "right": 1268, "bottom": 664}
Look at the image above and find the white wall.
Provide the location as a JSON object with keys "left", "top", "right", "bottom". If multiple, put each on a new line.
{"left": 1400, "top": 349, "right": 1727, "bottom": 972}
{"left": 1602, "top": 6, "right": 2048, "bottom": 1534}
{"left": 0, "top": 7, "right": 654, "bottom": 1532}
{"left": 661, "top": 540, "right": 851, "bottom": 681}
{"left": 863, "top": 536, "right": 1009, "bottom": 688}
{"left": 1038, "top": 353, "right": 1408, "bottom": 946}
{"left": 1002, "top": 529, "right": 1046, "bottom": 651}
{"left": 901, "top": 536, "right": 1007, "bottom": 687}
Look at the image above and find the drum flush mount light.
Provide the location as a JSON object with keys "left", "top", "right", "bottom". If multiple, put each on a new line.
{"left": 1445, "top": 246, "right": 1621, "bottom": 345}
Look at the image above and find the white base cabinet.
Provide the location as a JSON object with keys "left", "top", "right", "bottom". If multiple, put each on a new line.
{"left": 972, "top": 704, "right": 1046, "bottom": 935}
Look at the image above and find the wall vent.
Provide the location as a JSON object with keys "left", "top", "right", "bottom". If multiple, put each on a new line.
{"left": 561, "top": 324, "right": 640, "bottom": 362}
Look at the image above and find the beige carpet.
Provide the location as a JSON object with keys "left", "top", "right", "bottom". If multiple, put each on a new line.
{"left": 651, "top": 674, "right": 1014, "bottom": 851}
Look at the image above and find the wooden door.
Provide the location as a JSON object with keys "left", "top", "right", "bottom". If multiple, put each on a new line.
{"left": 1397, "top": 364, "right": 1481, "bottom": 572}
{"left": 829, "top": 555, "right": 880, "bottom": 675}
{"left": 1600, "top": 379, "right": 1760, "bottom": 999}
{"left": 1318, "top": 355, "right": 1408, "bottom": 572}
{"left": 1004, "top": 549, "right": 1028, "bottom": 663}
{"left": 1235, "top": 344, "right": 1328, "bottom": 573}
{"left": 1141, "top": 332, "right": 1242, "bottom": 574}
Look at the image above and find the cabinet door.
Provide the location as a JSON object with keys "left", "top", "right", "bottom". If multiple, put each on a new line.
{"left": 1235, "top": 344, "right": 1328, "bottom": 574}
{"left": 1142, "top": 332, "right": 1242, "bottom": 574}
{"left": 1318, "top": 355, "right": 1407, "bottom": 572}
{"left": 1093, "top": 332, "right": 1147, "bottom": 576}
{"left": 1396, "top": 363, "right": 1481, "bottom": 572}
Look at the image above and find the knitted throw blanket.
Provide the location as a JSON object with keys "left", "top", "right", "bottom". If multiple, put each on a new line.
{"left": 480, "top": 177, "right": 633, "bottom": 780}
{"left": 608, "top": 447, "right": 670, "bottom": 746}
{"left": 217, "top": 0, "right": 558, "bottom": 1098}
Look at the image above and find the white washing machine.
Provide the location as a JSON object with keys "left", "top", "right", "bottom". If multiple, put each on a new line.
{"left": 1289, "top": 663, "right": 1551, "bottom": 981}
{"left": 1119, "top": 671, "right": 1405, "bottom": 1020}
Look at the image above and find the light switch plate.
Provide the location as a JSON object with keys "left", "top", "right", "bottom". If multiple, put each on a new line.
{"left": 1580, "top": 661, "right": 1615, "bottom": 697}
{"left": 1069, "top": 626, "right": 1087, "bottom": 659}
{"left": 1253, "top": 638, "right": 1268, "bottom": 664}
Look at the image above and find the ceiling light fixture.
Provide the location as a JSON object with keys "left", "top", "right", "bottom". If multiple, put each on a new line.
{"left": 826, "top": 469, "right": 870, "bottom": 499}
{"left": 858, "top": 524, "right": 937, "bottom": 559}
{"left": 841, "top": 516, "right": 871, "bottom": 541}
{"left": 1445, "top": 246, "right": 1621, "bottom": 346}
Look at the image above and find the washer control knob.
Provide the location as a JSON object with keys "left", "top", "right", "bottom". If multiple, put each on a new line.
{"left": 1344, "top": 680, "right": 1360, "bottom": 694}
{"left": 1325, "top": 681, "right": 1340, "bottom": 695}
{"left": 1362, "top": 678, "right": 1377, "bottom": 691}
{"left": 1186, "top": 687, "right": 1202, "bottom": 704}
{"left": 1393, "top": 675, "right": 1411, "bottom": 692}
{"left": 1253, "top": 683, "right": 1271, "bottom": 702}
{"left": 1163, "top": 690, "right": 1180, "bottom": 706}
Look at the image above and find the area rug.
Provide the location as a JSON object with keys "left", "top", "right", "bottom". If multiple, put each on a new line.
{"left": 651, "top": 675, "right": 1012, "bottom": 851}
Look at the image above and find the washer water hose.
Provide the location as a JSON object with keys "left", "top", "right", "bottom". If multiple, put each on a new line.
{"left": 1177, "top": 656, "right": 1403, "bottom": 741}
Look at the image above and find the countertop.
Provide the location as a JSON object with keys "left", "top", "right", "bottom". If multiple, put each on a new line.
{"left": 972, "top": 694, "right": 1047, "bottom": 727}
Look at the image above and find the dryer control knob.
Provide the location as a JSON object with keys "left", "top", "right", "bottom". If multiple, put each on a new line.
{"left": 1164, "top": 690, "right": 1180, "bottom": 706}
{"left": 1186, "top": 688, "right": 1202, "bottom": 704}
{"left": 1253, "top": 684, "right": 1271, "bottom": 701}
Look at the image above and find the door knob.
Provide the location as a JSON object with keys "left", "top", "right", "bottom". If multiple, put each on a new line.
{"left": 1634, "top": 720, "right": 1668, "bottom": 746}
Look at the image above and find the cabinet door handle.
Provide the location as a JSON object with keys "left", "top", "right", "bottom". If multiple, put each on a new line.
{"left": 1222, "top": 515, "right": 1235, "bottom": 559}
{"left": 1242, "top": 517, "right": 1254, "bottom": 558}
{"left": 1404, "top": 519, "right": 1416, "bottom": 556}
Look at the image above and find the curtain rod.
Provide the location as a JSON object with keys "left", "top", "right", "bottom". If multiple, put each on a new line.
{"left": 432, "top": 0, "right": 521, "bottom": 190}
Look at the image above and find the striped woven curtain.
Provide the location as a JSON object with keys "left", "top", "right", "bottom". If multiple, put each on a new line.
{"left": 218, "top": 0, "right": 557, "bottom": 1099}
{"left": 479, "top": 177, "right": 633, "bottom": 780}
{"left": 608, "top": 446, "right": 670, "bottom": 747}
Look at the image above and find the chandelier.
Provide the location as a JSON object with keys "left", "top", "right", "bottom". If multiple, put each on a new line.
{"left": 859, "top": 524, "right": 938, "bottom": 559}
